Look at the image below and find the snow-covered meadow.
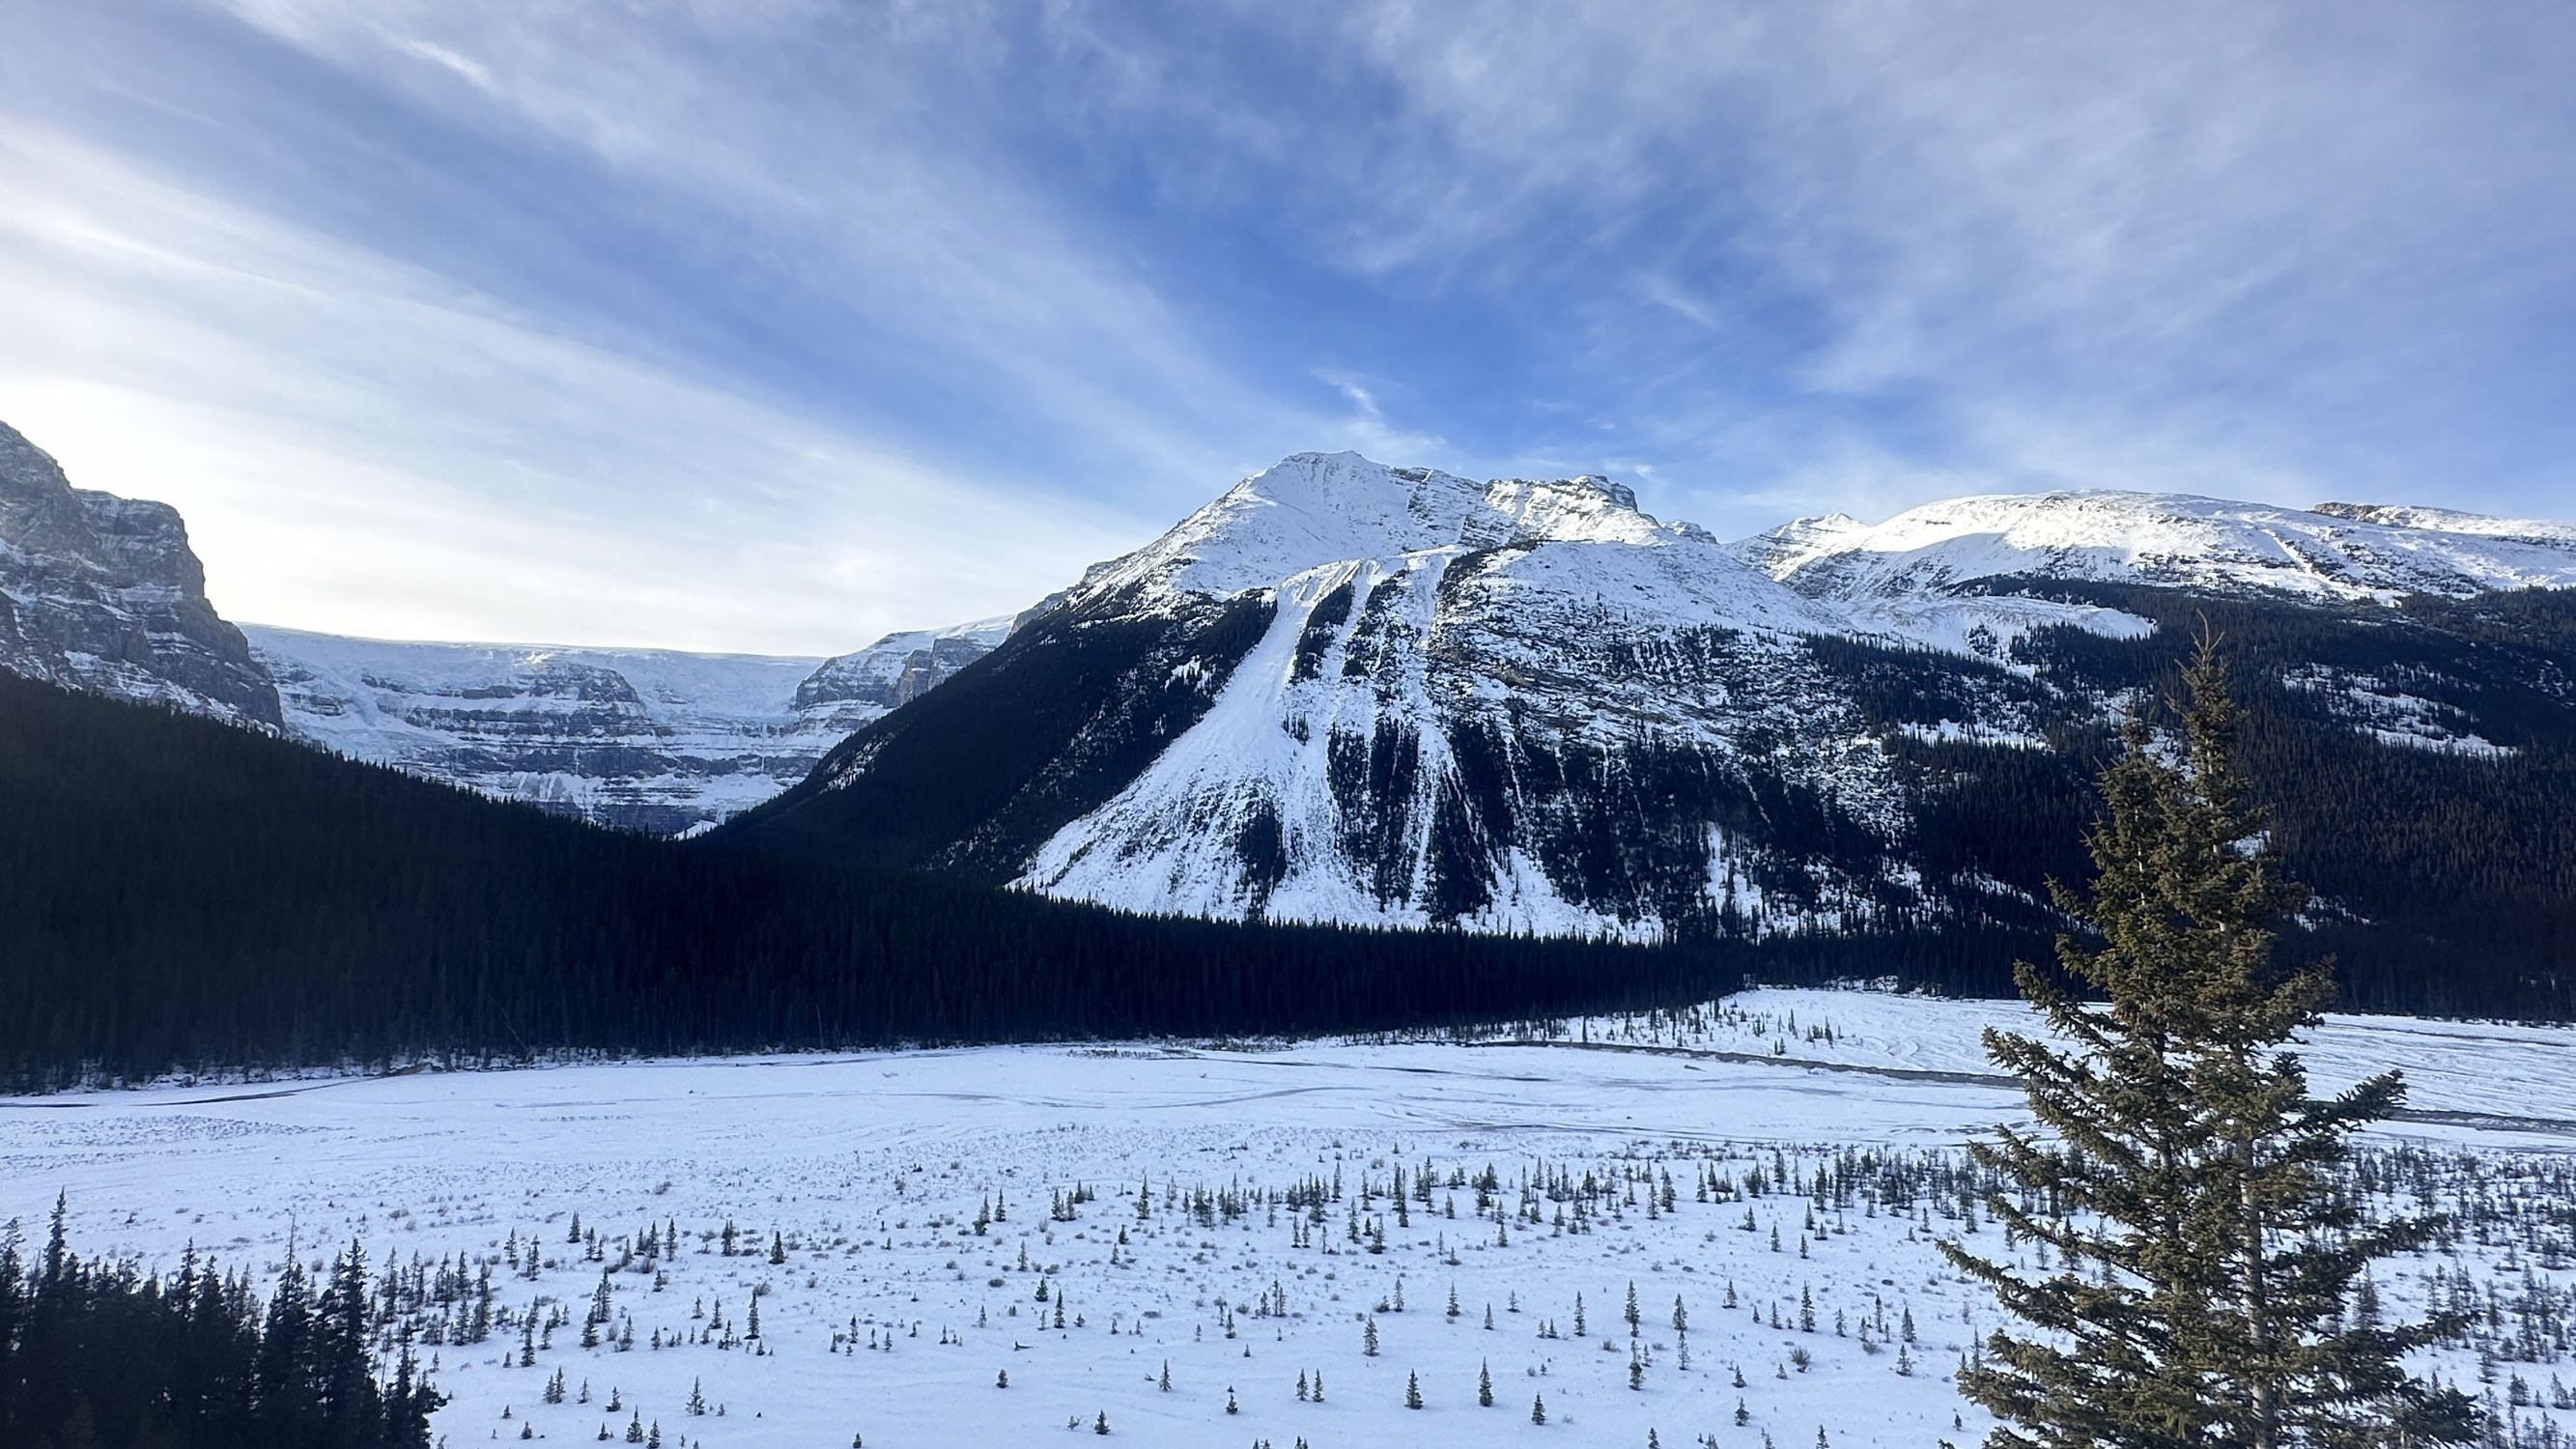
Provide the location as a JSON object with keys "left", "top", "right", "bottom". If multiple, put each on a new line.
{"left": 5, "top": 988, "right": 2573, "bottom": 1449}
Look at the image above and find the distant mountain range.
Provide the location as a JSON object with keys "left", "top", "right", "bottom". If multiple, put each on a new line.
{"left": 248, "top": 616, "right": 1008, "bottom": 835}
{"left": 1, "top": 418, "right": 1008, "bottom": 835}
{"left": 9, "top": 420, "right": 2574, "bottom": 1011}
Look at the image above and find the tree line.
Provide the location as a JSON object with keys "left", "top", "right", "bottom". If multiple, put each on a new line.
{"left": 0, "top": 671, "right": 1718, "bottom": 1091}
{"left": 1818, "top": 582, "right": 2576, "bottom": 1019}
{"left": 0, "top": 1197, "right": 439, "bottom": 1448}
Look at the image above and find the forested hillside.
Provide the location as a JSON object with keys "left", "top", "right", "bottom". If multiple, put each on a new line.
{"left": 1836, "top": 582, "right": 2576, "bottom": 1016}
{"left": 0, "top": 672, "right": 1707, "bottom": 1091}
{"left": 725, "top": 577, "right": 2576, "bottom": 1020}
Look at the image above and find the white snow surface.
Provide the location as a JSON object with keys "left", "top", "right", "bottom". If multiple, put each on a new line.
{"left": 1737, "top": 490, "right": 2576, "bottom": 605}
{"left": 5, "top": 988, "right": 2569, "bottom": 1449}
{"left": 1825, "top": 590, "right": 2157, "bottom": 663}
{"left": 1604, "top": 988, "right": 2576, "bottom": 1124}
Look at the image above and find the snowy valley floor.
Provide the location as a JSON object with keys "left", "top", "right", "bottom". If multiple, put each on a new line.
{"left": 5, "top": 989, "right": 2575, "bottom": 1449}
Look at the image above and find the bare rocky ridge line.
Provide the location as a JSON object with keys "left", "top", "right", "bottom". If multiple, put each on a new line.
{"left": 0, "top": 419, "right": 278, "bottom": 725}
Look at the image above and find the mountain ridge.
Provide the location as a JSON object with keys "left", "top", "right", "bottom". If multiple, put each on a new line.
{"left": 0, "top": 415, "right": 1019, "bottom": 831}
{"left": 724, "top": 452, "right": 2576, "bottom": 1012}
{"left": 1743, "top": 487, "right": 2576, "bottom": 607}
{"left": 250, "top": 616, "right": 1009, "bottom": 834}
{"left": 0, "top": 419, "right": 279, "bottom": 725}
{"left": 10, "top": 410, "right": 2576, "bottom": 930}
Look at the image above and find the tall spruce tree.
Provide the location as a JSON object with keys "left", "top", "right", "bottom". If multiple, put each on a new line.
{"left": 1941, "top": 641, "right": 2475, "bottom": 1449}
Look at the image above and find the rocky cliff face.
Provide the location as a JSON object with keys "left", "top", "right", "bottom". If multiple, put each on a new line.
{"left": 727, "top": 452, "right": 2576, "bottom": 966}
{"left": 0, "top": 420, "right": 279, "bottom": 725}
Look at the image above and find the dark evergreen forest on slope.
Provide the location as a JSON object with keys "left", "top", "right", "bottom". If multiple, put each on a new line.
{"left": 1826, "top": 582, "right": 2576, "bottom": 1017}
{"left": 0, "top": 671, "right": 1711, "bottom": 1092}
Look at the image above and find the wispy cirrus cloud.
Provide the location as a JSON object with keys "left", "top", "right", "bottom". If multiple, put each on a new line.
{"left": 2, "top": 1, "right": 2571, "bottom": 648}
{"left": 0, "top": 119, "right": 1142, "bottom": 652}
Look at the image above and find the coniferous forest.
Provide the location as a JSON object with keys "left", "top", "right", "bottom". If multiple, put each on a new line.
{"left": 0, "top": 1199, "right": 439, "bottom": 1449}
{"left": 1804, "top": 582, "right": 2576, "bottom": 1018}
{"left": 0, "top": 670, "right": 1711, "bottom": 1091}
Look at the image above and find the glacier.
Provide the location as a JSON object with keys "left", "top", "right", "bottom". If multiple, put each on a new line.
{"left": 251, "top": 617, "right": 1010, "bottom": 834}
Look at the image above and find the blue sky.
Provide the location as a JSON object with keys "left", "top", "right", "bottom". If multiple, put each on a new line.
{"left": 3, "top": 1, "right": 2573, "bottom": 652}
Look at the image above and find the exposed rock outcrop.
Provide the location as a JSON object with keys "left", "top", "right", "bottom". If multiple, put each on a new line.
{"left": 0, "top": 420, "right": 279, "bottom": 725}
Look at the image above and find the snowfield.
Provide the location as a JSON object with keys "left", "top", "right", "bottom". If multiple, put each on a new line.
{"left": 4, "top": 989, "right": 2572, "bottom": 1449}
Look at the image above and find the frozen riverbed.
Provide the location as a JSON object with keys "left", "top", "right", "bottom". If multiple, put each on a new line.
{"left": 5, "top": 989, "right": 2572, "bottom": 1448}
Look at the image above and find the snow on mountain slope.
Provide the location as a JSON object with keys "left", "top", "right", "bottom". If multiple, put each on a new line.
{"left": 0, "top": 419, "right": 278, "bottom": 724}
{"left": 2311, "top": 500, "right": 2576, "bottom": 545}
{"left": 773, "top": 453, "right": 1918, "bottom": 937}
{"left": 1017, "top": 473, "right": 1896, "bottom": 934}
{"left": 252, "top": 618, "right": 1007, "bottom": 834}
{"left": 1010, "top": 539, "right": 1883, "bottom": 935}
{"left": 744, "top": 453, "right": 2576, "bottom": 962}
{"left": 1741, "top": 490, "right": 2576, "bottom": 606}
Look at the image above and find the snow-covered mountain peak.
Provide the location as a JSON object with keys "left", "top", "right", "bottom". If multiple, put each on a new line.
{"left": 739, "top": 446, "right": 2576, "bottom": 952}
{"left": 792, "top": 615, "right": 1013, "bottom": 710}
{"left": 1070, "top": 451, "right": 1699, "bottom": 606}
{"left": 1758, "top": 488, "right": 2576, "bottom": 604}
{"left": 1470, "top": 471, "right": 1669, "bottom": 546}
{"left": 804, "top": 450, "right": 1891, "bottom": 935}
